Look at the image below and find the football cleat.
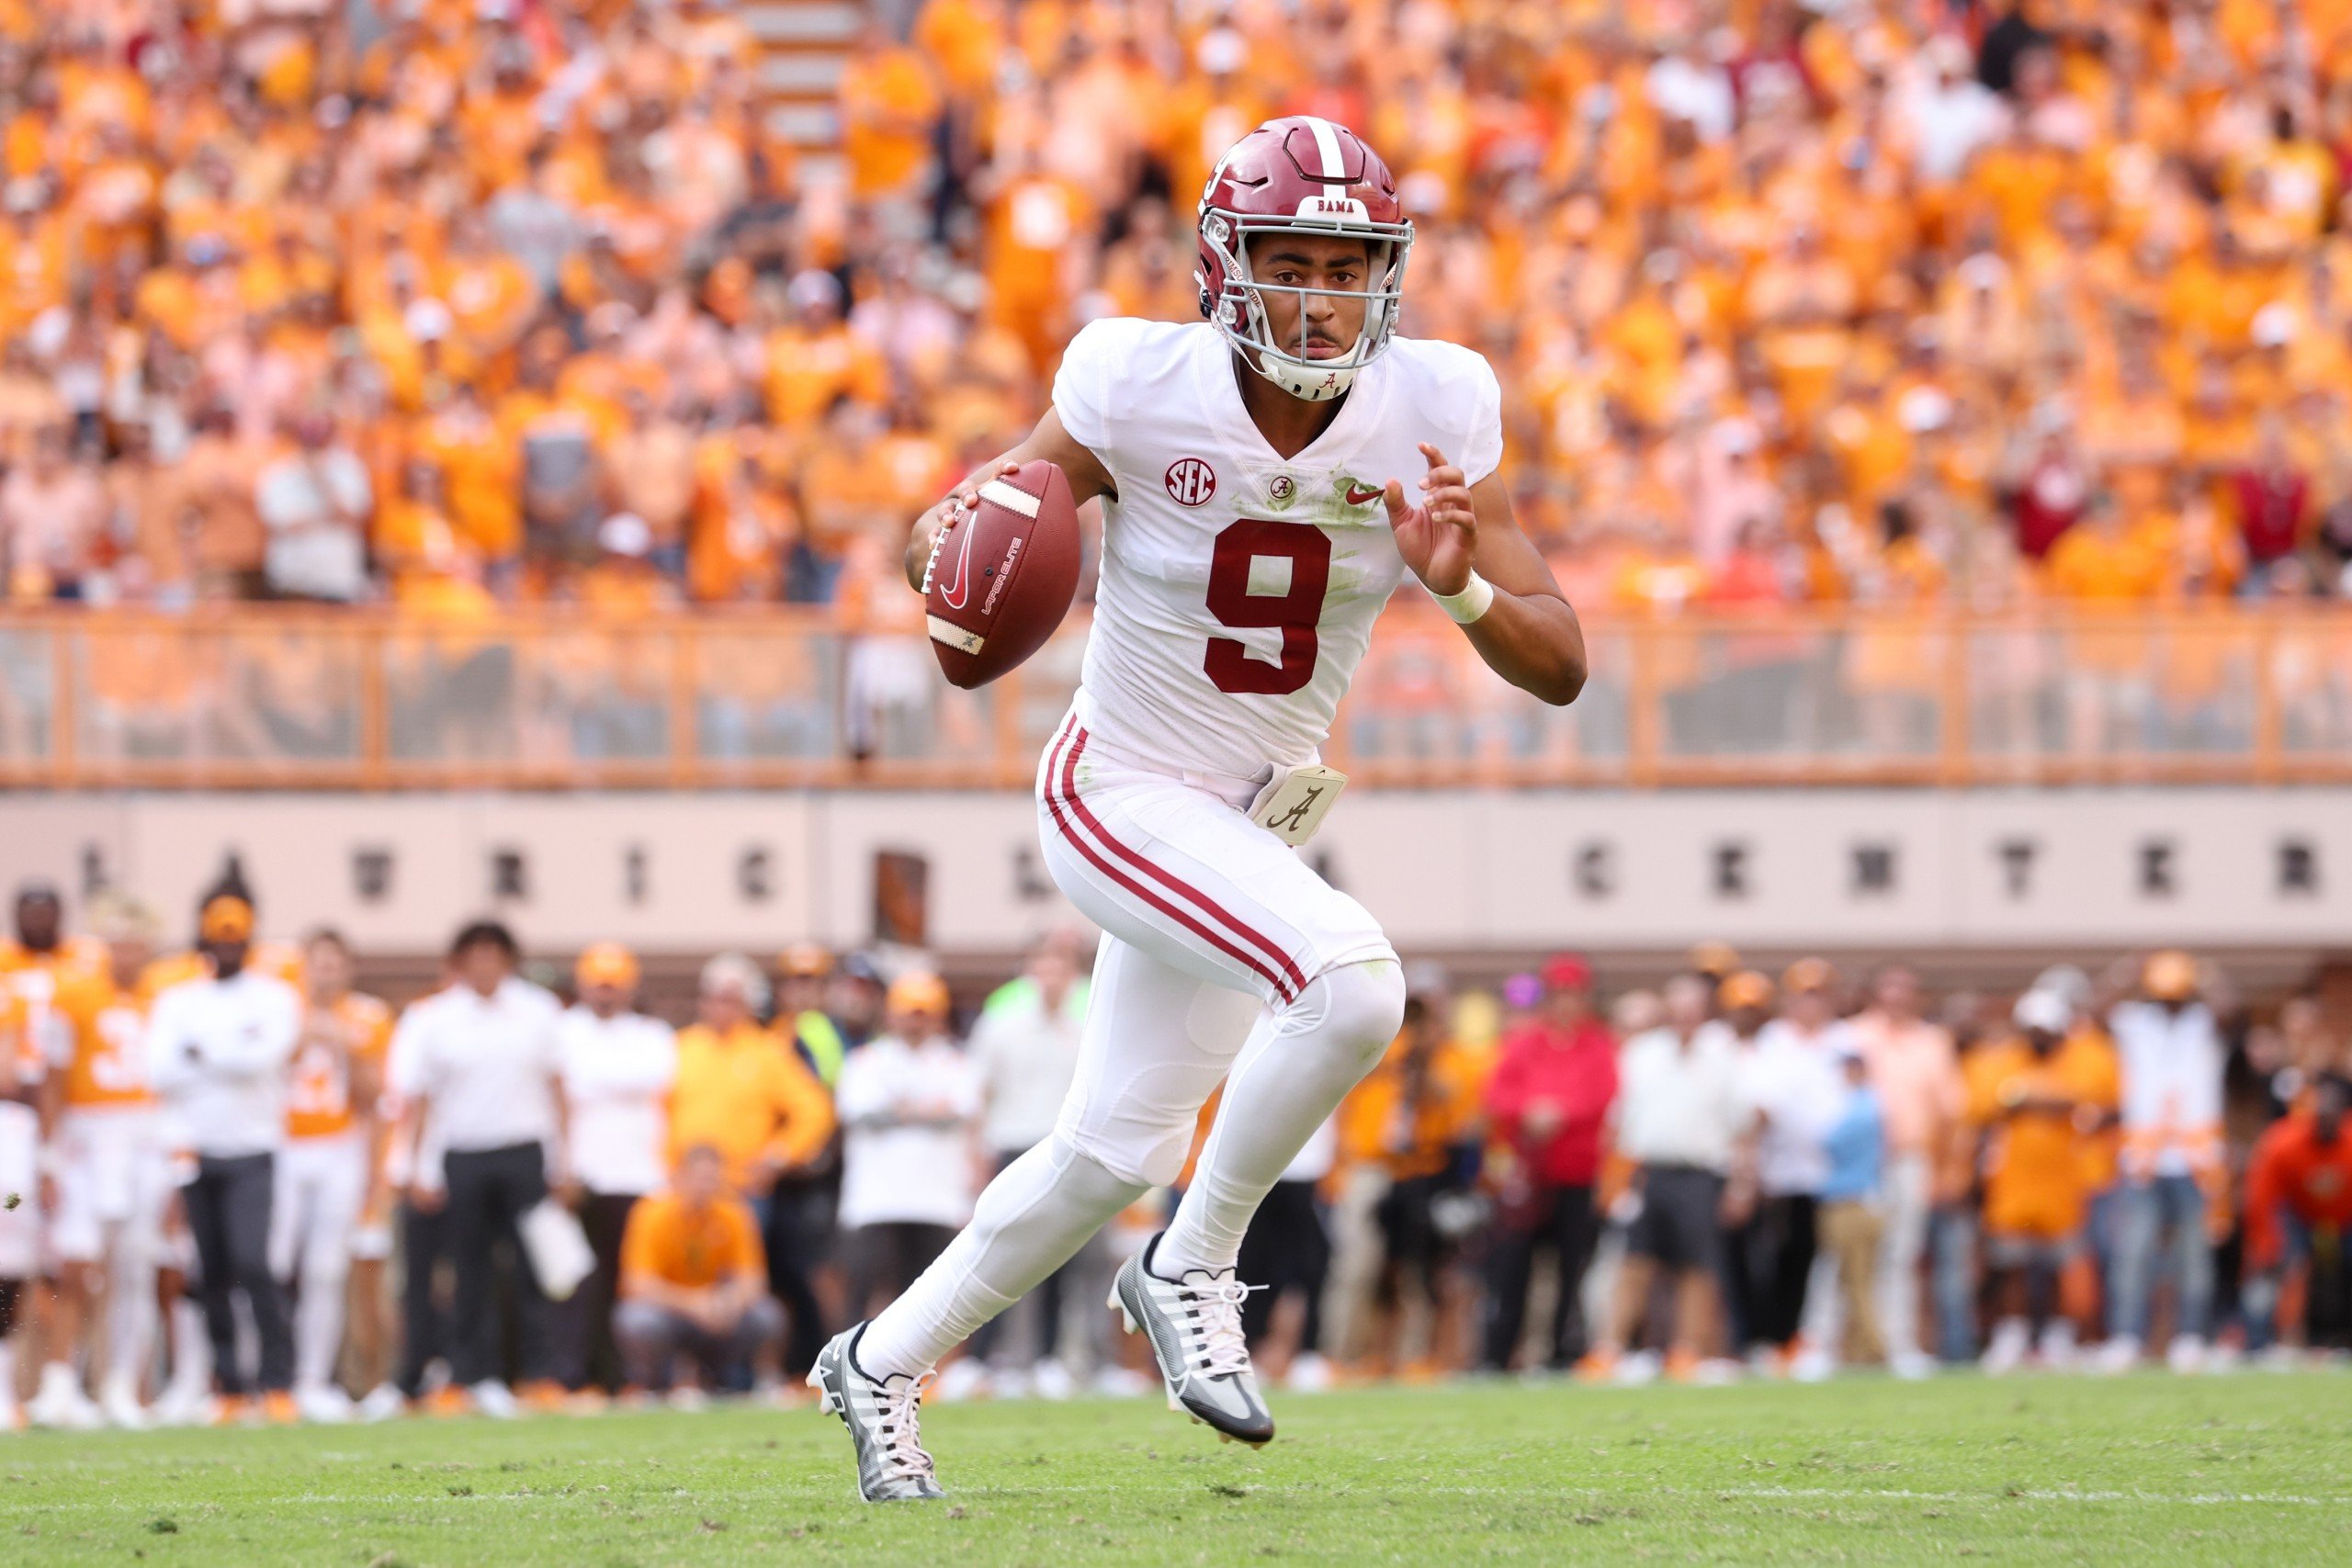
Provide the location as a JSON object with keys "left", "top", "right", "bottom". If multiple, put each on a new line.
{"left": 1109, "top": 1233, "right": 1273, "bottom": 1446}
{"left": 808, "top": 1325, "right": 945, "bottom": 1503}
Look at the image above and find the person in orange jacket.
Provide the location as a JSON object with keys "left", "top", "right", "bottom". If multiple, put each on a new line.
{"left": 2243, "top": 1072, "right": 2352, "bottom": 1356}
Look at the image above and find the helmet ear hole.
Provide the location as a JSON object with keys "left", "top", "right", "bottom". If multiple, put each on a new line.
{"left": 1196, "top": 285, "right": 1212, "bottom": 320}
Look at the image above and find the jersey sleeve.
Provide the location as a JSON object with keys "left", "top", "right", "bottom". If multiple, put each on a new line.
{"left": 1050, "top": 318, "right": 1125, "bottom": 467}
{"left": 1456, "top": 352, "right": 1504, "bottom": 487}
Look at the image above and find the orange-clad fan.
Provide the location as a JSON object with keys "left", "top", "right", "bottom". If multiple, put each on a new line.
{"left": 274, "top": 930, "right": 395, "bottom": 1423}
{"left": 1966, "top": 989, "right": 2119, "bottom": 1375}
{"left": 25, "top": 893, "right": 173, "bottom": 1430}
{"left": 668, "top": 953, "right": 836, "bottom": 1201}
{"left": 2243, "top": 1072, "right": 2352, "bottom": 1353}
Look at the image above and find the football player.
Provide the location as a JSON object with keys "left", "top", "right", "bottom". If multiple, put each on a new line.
{"left": 813, "top": 117, "right": 1584, "bottom": 1500}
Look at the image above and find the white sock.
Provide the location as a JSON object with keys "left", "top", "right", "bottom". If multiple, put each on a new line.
{"left": 857, "top": 1136, "right": 1144, "bottom": 1381}
{"left": 293, "top": 1258, "right": 350, "bottom": 1392}
{"left": 107, "top": 1232, "right": 158, "bottom": 1396}
{"left": 168, "top": 1298, "right": 211, "bottom": 1394}
{"left": 1156, "top": 960, "right": 1402, "bottom": 1280}
{"left": 0, "top": 1340, "right": 14, "bottom": 1413}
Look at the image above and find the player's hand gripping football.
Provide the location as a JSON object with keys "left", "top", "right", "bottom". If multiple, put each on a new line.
{"left": 1384, "top": 443, "right": 1476, "bottom": 596}
{"left": 906, "top": 459, "right": 1023, "bottom": 593}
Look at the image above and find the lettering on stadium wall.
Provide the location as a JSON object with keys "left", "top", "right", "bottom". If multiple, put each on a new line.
{"left": 0, "top": 790, "right": 2346, "bottom": 954}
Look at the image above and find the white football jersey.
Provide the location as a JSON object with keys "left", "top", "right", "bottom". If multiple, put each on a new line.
{"left": 1053, "top": 318, "right": 1502, "bottom": 781}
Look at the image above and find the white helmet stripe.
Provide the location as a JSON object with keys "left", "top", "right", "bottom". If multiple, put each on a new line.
{"left": 1304, "top": 116, "right": 1347, "bottom": 197}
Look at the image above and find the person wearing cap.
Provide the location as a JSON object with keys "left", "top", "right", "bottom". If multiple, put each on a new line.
{"left": 1687, "top": 942, "right": 1739, "bottom": 1016}
{"left": 1746, "top": 959, "right": 1855, "bottom": 1376}
{"left": 775, "top": 943, "right": 847, "bottom": 1088}
{"left": 270, "top": 929, "right": 394, "bottom": 1424}
{"left": 613, "top": 1143, "right": 785, "bottom": 1402}
{"left": 1584, "top": 975, "right": 1752, "bottom": 1384}
{"left": 1968, "top": 989, "right": 2119, "bottom": 1374}
{"left": 1480, "top": 953, "right": 1619, "bottom": 1373}
{"left": 964, "top": 930, "right": 1096, "bottom": 1398}
{"left": 386, "top": 920, "right": 573, "bottom": 1416}
{"left": 1848, "top": 963, "right": 1962, "bottom": 1380}
{"left": 828, "top": 952, "right": 888, "bottom": 1050}
{"left": 2242, "top": 1071, "right": 2352, "bottom": 1359}
{"left": 556, "top": 942, "right": 677, "bottom": 1395}
{"left": 24, "top": 894, "right": 166, "bottom": 1430}
{"left": 833, "top": 972, "right": 979, "bottom": 1321}
{"left": 670, "top": 953, "right": 836, "bottom": 1209}
{"left": 1336, "top": 968, "right": 1488, "bottom": 1378}
{"left": 766, "top": 942, "right": 849, "bottom": 1381}
{"left": 143, "top": 890, "right": 303, "bottom": 1420}
{"left": 2097, "top": 949, "right": 2233, "bottom": 1373}
{"left": 1815, "top": 1045, "right": 1888, "bottom": 1370}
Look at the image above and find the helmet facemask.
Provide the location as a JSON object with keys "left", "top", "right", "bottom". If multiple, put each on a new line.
{"left": 1197, "top": 205, "right": 1413, "bottom": 403}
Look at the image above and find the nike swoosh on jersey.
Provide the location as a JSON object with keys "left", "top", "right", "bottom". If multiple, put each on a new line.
{"left": 1343, "top": 482, "right": 1382, "bottom": 506}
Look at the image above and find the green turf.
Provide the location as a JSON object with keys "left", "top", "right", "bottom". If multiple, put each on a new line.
{"left": 2, "top": 1373, "right": 2347, "bottom": 1564}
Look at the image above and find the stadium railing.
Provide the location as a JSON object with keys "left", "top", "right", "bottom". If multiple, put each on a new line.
{"left": 1, "top": 605, "right": 2347, "bottom": 789}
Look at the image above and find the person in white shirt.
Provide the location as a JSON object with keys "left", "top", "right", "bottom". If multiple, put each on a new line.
{"left": 144, "top": 892, "right": 301, "bottom": 1410}
{"left": 1589, "top": 975, "right": 1753, "bottom": 1381}
{"left": 1747, "top": 960, "right": 1857, "bottom": 1377}
{"left": 388, "top": 921, "right": 573, "bottom": 1416}
{"left": 555, "top": 942, "right": 677, "bottom": 1394}
{"left": 2099, "top": 950, "right": 2233, "bottom": 1373}
{"left": 962, "top": 931, "right": 1093, "bottom": 1395}
{"left": 834, "top": 972, "right": 980, "bottom": 1323}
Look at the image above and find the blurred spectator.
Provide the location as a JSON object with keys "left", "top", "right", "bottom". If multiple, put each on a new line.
{"left": 144, "top": 891, "right": 300, "bottom": 1418}
{"left": 387, "top": 920, "right": 572, "bottom": 1416}
{"left": 273, "top": 930, "right": 392, "bottom": 1424}
{"left": 1816, "top": 1045, "right": 1887, "bottom": 1369}
{"left": 775, "top": 943, "right": 846, "bottom": 1087}
{"left": 1733, "top": 965, "right": 1844, "bottom": 1373}
{"left": 1587, "top": 975, "right": 1751, "bottom": 1383}
{"left": 1480, "top": 953, "right": 1617, "bottom": 1373}
{"left": 2, "top": 422, "right": 106, "bottom": 600}
{"left": 2098, "top": 951, "right": 2233, "bottom": 1372}
{"left": 557, "top": 943, "right": 677, "bottom": 1395}
{"left": 1849, "top": 964, "right": 1959, "bottom": 1380}
{"left": 765, "top": 942, "right": 847, "bottom": 1378}
{"left": 1972, "top": 990, "right": 2115, "bottom": 1374}
{"left": 255, "top": 413, "right": 370, "bottom": 603}
{"left": 670, "top": 953, "right": 835, "bottom": 1206}
{"left": 965, "top": 930, "right": 1097, "bottom": 1397}
{"left": 1338, "top": 971, "right": 1487, "bottom": 1376}
{"left": 2243, "top": 1072, "right": 2352, "bottom": 1355}
{"left": 835, "top": 971, "right": 978, "bottom": 1321}
{"left": 1236, "top": 1113, "right": 1337, "bottom": 1394}
{"left": 614, "top": 1143, "right": 783, "bottom": 1400}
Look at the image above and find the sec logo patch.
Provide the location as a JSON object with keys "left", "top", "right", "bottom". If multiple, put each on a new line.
{"left": 1164, "top": 457, "right": 1216, "bottom": 507}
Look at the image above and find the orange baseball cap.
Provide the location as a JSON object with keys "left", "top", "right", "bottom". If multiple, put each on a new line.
{"left": 777, "top": 942, "right": 833, "bottom": 979}
{"left": 2143, "top": 950, "right": 2198, "bottom": 1002}
{"left": 1689, "top": 940, "right": 1740, "bottom": 979}
{"left": 575, "top": 942, "right": 640, "bottom": 990}
{"left": 1719, "top": 969, "right": 1775, "bottom": 1010}
{"left": 1782, "top": 957, "right": 1836, "bottom": 995}
{"left": 198, "top": 895, "right": 254, "bottom": 944}
{"left": 887, "top": 971, "right": 951, "bottom": 1018}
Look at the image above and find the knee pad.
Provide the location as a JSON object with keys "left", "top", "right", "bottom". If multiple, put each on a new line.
{"left": 1292, "top": 957, "right": 1408, "bottom": 1072}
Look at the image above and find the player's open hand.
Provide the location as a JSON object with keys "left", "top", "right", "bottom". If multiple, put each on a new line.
{"left": 1384, "top": 443, "right": 1476, "bottom": 596}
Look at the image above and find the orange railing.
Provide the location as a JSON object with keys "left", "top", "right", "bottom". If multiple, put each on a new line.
{"left": 1, "top": 604, "right": 2348, "bottom": 790}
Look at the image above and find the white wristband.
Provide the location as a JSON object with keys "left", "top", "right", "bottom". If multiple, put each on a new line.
{"left": 1431, "top": 570, "right": 1496, "bottom": 624}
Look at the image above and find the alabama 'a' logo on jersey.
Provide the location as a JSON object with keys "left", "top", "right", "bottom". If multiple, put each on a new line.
{"left": 1164, "top": 457, "right": 1216, "bottom": 507}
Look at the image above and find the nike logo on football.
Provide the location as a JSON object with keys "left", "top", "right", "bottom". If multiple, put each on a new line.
{"left": 1343, "top": 481, "right": 1383, "bottom": 506}
{"left": 939, "top": 516, "right": 978, "bottom": 610}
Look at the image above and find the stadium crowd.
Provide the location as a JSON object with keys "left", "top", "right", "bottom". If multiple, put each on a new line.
{"left": 2, "top": 872, "right": 2348, "bottom": 1430}
{"left": 3, "top": 2, "right": 2352, "bottom": 616}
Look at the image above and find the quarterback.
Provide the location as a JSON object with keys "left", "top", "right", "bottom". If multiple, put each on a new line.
{"left": 812, "top": 117, "right": 1586, "bottom": 1500}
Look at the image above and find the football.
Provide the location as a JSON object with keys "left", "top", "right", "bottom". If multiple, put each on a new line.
{"left": 922, "top": 458, "right": 1082, "bottom": 689}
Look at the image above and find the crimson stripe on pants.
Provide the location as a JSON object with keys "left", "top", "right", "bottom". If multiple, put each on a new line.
{"left": 1057, "top": 727, "right": 1311, "bottom": 999}
{"left": 1039, "top": 719, "right": 1298, "bottom": 1005}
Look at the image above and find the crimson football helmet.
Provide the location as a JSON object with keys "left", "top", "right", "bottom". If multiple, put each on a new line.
{"left": 1195, "top": 116, "right": 1413, "bottom": 402}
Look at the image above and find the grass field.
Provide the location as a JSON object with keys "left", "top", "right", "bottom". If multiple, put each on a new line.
{"left": 4, "top": 1373, "right": 2347, "bottom": 1564}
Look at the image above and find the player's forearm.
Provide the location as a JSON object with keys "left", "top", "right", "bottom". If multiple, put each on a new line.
{"left": 1462, "top": 589, "right": 1587, "bottom": 706}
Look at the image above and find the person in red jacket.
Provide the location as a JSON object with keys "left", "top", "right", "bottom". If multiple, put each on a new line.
{"left": 2244, "top": 1072, "right": 2352, "bottom": 1354}
{"left": 1478, "top": 953, "right": 1619, "bottom": 1371}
